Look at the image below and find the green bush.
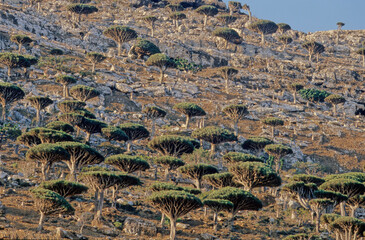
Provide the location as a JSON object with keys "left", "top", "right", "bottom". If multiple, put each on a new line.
{"left": 299, "top": 88, "right": 331, "bottom": 102}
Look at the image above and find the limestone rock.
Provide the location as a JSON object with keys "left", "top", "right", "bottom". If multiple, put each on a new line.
{"left": 123, "top": 217, "right": 157, "bottom": 236}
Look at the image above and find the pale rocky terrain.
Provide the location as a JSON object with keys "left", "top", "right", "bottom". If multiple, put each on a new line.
{"left": 0, "top": 0, "right": 364, "bottom": 239}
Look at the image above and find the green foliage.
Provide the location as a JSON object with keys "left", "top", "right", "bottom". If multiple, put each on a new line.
{"left": 173, "top": 102, "right": 206, "bottom": 117}
{"left": 150, "top": 182, "right": 201, "bottom": 195}
{"left": 57, "top": 141, "right": 104, "bottom": 165}
{"left": 155, "top": 156, "right": 185, "bottom": 170}
{"left": 223, "top": 152, "right": 263, "bottom": 163}
{"left": 73, "top": 109, "right": 96, "bottom": 119}
{"left": 299, "top": 88, "right": 331, "bottom": 102}
{"left": 192, "top": 126, "right": 237, "bottom": 144}
{"left": 203, "top": 199, "right": 233, "bottom": 212}
{"left": 291, "top": 174, "right": 325, "bottom": 186}
{"left": 148, "top": 135, "right": 195, "bottom": 156}
{"left": 283, "top": 181, "right": 318, "bottom": 200}
{"left": 264, "top": 144, "right": 293, "bottom": 157}
{"left": 329, "top": 216, "right": 365, "bottom": 238}
{"left": 26, "top": 143, "right": 70, "bottom": 163}
{"left": 141, "top": 16, "right": 157, "bottom": 23}
{"left": 86, "top": 52, "right": 106, "bottom": 64}
{"left": 283, "top": 234, "right": 318, "bottom": 240}
{"left": 0, "top": 123, "right": 21, "bottom": 140}
{"left": 146, "top": 53, "right": 176, "bottom": 69}
{"left": 58, "top": 113, "right": 84, "bottom": 126}
{"left": 0, "top": 52, "right": 29, "bottom": 69}
{"left": 228, "top": 1, "right": 242, "bottom": 13}
{"left": 58, "top": 100, "right": 85, "bottom": 113}
{"left": 248, "top": 20, "right": 278, "bottom": 35}
{"left": 0, "top": 83, "right": 25, "bottom": 111}
{"left": 101, "top": 127, "right": 128, "bottom": 142}
{"left": 166, "top": 4, "right": 184, "bottom": 12}
{"left": 103, "top": 25, "right": 138, "bottom": 53}
{"left": 222, "top": 104, "right": 248, "bottom": 120}
{"left": 81, "top": 171, "right": 125, "bottom": 190}
{"left": 242, "top": 136, "right": 273, "bottom": 151}
{"left": 46, "top": 121, "right": 74, "bottom": 133}
{"left": 27, "top": 96, "right": 53, "bottom": 110}
{"left": 203, "top": 172, "right": 238, "bottom": 188}
{"left": 105, "top": 154, "right": 150, "bottom": 173}
{"left": 30, "top": 187, "right": 74, "bottom": 215}
{"left": 78, "top": 117, "right": 107, "bottom": 134}
{"left": 230, "top": 162, "right": 281, "bottom": 191}
{"left": 179, "top": 163, "right": 218, "bottom": 179}
{"left": 321, "top": 213, "right": 341, "bottom": 225}
{"left": 169, "top": 12, "right": 186, "bottom": 21}
{"left": 277, "top": 23, "right": 291, "bottom": 33}
{"left": 17, "top": 127, "right": 74, "bottom": 147}
{"left": 217, "top": 15, "right": 238, "bottom": 26}
{"left": 143, "top": 106, "right": 166, "bottom": 119}
{"left": 196, "top": 5, "right": 218, "bottom": 17}
{"left": 40, "top": 180, "right": 88, "bottom": 197}
{"left": 212, "top": 28, "right": 242, "bottom": 46}
{"left": 204, "top": 187, "right": 262, "bottom": 214}
{"left": 118, "top": 123, "right": 149, "bottom": 141}
{"left": 172, "top": 57, "right": 202, "bottom": 73}
{"left": 133, "top": 39, "right": 161, "bottom": 59}
{"left": 314, "top": 190, "right": 348, "bottom": 204}
{"left": 50, "top": 49, "right": 64, "bottom": 55}
{"left": 325, "top": 94, "right": 345, "bottom": 105}
{"left": 10, "top": 34, "right": 33, "bottom": 45}
{"left": 302, "top": 41, "right": 325, "bottom": 55}
{"left": 324, "top": 172, "right": 365, "bottom": 183}
{"left": 66, "top": 4, "right": 98, "bottom": 15}
{"left": 319, "top": 179, "right": 365, "bottom": 198}
{"left": 262, "top": 117, "right": 284, "bottom": 127}
{"left": 69, "top": 85, "right": 100, "bottom": 102}
{"left": 56, "top": 75, "right": 77, "bottom": 86}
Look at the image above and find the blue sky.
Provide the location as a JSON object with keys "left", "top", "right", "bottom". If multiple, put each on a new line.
{"left": 226, "top": 0, "right": 365, "bottom": 33}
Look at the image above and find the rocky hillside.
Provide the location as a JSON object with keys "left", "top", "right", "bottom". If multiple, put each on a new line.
{"left": 0, "top": 0, "right": 364, "bottom": 239}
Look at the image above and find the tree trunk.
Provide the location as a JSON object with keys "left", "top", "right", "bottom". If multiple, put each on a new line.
{"left": 151, "top": 119, "right": 156, "bottom": 138}
{"left": 151, "top": 25, "right": 154, "bottom": 37}
{"left": 2, "top": 104, "right": 6, "bottom": 123}
{"left": 350, "top": 206, "right": 357, "bottom": 218}
{"left": 112, "top": 186, "right": 117, "bottom": 208}
{"left": 185, "top": 115, "right": 190, "bottom": 129}
{"left": 261, "top": 33, "right": 265, "bottom": 45}
{"left": 233, "top": 120, "right": 238, "bottom": 136}
{"left": 248, "top": 11, "right": 252, "bottom": 22}
{"left": 127, "top": 141, "right": 131, "bottom": 152}
{"left": 91, "top": 63, "right": 95, "bottom": 73}
{"left": 36, "top": 109, "right": 41, "bottom": 127}
{"left": 271, "top": 126, "right": 275, "bottom": 140}
{"left": 213, "top": 212, "right": 218, "bottom": 231}
{"left": 7, "top": 67, "right": 11, "bottom": 81}
{"left": 293, "top": 92, "right": 296, "bottom": 104}
{"left": 309, "top": 54, "right": 312, "bottom": 62}
{"left": 175, "top": 20, "right": 179, "bottom": 30}
{"left": 41, "top": 162, "right": 48, "bottom": 181}
{"left": 225, "top": 77, "right": 229, "bottom": 93}
{"left": 159, "top": 69, "right": 165, "bottom": 84}
{"left": 86, "top": 132, "right": 91, "bottom": 143}
{"left": 275, "top": 158, "right": 280, "bottom": 174}
{"left": 224, "top": 40, "right": 228, "bottom": 49}
{"left": 165, "top": 168, "right": 170, "bottom": 181}
{"left": 362, "top": 55, "right": 364, "bottom": 67}
{"left": 195, "top": 179, "right": 201, "bottom": 190}
{"left": 37, "top": 2, "right": 40, "bottom": 11}
{"left": 118, "top": 42, "right": 122, "bottom": 56}
{"left": 160, "top": 213, "right": 165, "bottom": 226}
{"left": 210, "top": 143, "right": 216, "bottom": 159}
{"left": 204, "top": 15, "right": 207, "bottom": 28}
{"left": 170, "top": 218, "right": 176, "bottom": 240}
{"left": 94, "top": 190, "right": 99, "bottom": 212}
{"left": 18, "top": 43, "right": 22, "bottom": 53}
{"left": 95, "top": 190, "right": 104, "bottom": 221}
{"left": 340, "top": 202, "right": 347, "bottom": 216}
{"left": 315, "top": 212, "right": 320, "bottom": 233}
{"left": 333, "top": 104, "right": 337, "bottom": 115}
{"left": 63, "top": 85, "right": 69, "bottom": 98}
{"left": 37, "top": 211, "right": 45, "bottom": 232}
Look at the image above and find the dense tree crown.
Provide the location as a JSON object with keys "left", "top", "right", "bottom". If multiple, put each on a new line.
{"left": 212, "top": 28, "right": 242, "bottom": 49}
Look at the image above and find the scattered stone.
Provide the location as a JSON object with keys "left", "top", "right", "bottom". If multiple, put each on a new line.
{"left": 176, "top": 222, "right": 190, "bottom": 229}
{"left": 199, "top": 233, "right": 220, "bottom": 240}
{"left": 123, "top": 217, "right": 157, "bottom": 236}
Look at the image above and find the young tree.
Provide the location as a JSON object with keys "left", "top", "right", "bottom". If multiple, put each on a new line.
{"left": 230, "top": 162, "right": 281, "bottom": 192}
{"left": 278, "top": 35, "right": 293, "bottom": 51}
{"left": 22, "top": 54, "right": 38, "bottom": 79}
{"left": 31, "top": 187, "right": 74, "bottom": 232}
{"left": 46, "top": 121, "right": 75, "bottom": 133}
{"left": 0, "top": 52, "right": 29, "bottom": 80}
{"left": 262, "top": 117, "right": 284, "bottom": 139}
{"left": 70, "top": 85, "right": 100, "bottom": 102}
{"left": 169, "top": 12, "right": 186, "bottom": 29}
{"left": 242, "top": 136, "right": 273, "bottom": 156}
{"left": 57, "top": 141, "right": 104, "bottom": 181}
{"left": 81, "top": 171, "right": 122, "bottom": 221}
{"left": 40, "top": 180, "right": 88, "bottom": 198}
{"left": 289, "top": 83, "right": 303, "bottom": 104}
{"left": 55, "top": 75, "right": 77, "bottom": 98}
{"left": 228, "top": 1, "right": 241, "bottom": 15}
{"left": 319, "top": 179, "right": 365, "bottom": 216}
{"left": 26, "top": 143, "right": 70, "bottom": 181}
{"left": 10, "top": 34, "right": 33, "bottom": 53}
{"left": 242, "top": 4, "right": 252, "bottom": 22}
{"left": 155, "top": 156, "right": 185, "bottom": 180}
{"left": 101, "top": 126, "right": 128, "bottom": 142}
{"left": 148, "top": 190, "right": 202, "bottom": 240}
{"left": 142, "top": 106, "right": 166, "bottom": 137}
{"left": 203, "top": 199, "right": 233, "bottom": 231}
{"left": 212, "top": 28, "right": 242, "bottom": 49}
{"left": 299, "top": 88, "right": 331, "bottom": 104}
{"left": 283, "top": 181, "right": 318, "bottom": 212}
{"left": 264, "top": 144, "right": 293, "bottom": 173}
{"left": 173, "top": 102, "right": 206, "bottom": 129}
{"left": 148, "top": 135, "right": 196, "bottom": 157}
{"left": 118, "top": 123, "right": 150, "bottom": 152}
{"left": 86, "top": 52, "right": 106, "bottom": 73}
{"left": 17, "top": 128, "right": 74, "bottom": 147}
{"left": 105, "top": 154, "right": 150, "bottom": 173}
{"left": 131, "top": 39, "right": 161, "bottom": 59}
{"left": 217, "top": 15, "right": 237, "bottom": 27}
{"left": 59, "top": 113, "right": 84, "bottom": 129}
{"left": 218, "top": 67, "right": 238, "bottom": 94}
{"left": 223, "top": 152, "right": 263, "bottom": 164}
{"left": 0, "top": 83, "right": 25, "bottom": 122}
{"left": 222, "top": 104, "right": 247, "bottom": 135}
{"left": 165, "top": 4, "right": 184, "bottom": 12}
{"left": 309, "top": 199, "right": 334, "bottom": 233}
{"left": 277, "top": 23, "right": 291, "bottom": 34}
{"left": 347, "top": 195, "right": 365, "bottom": 217}
{"left": 203, "top": 172, "right": 237, "bottom": 188}
{"left": 77, "top": 117, "right": 107, "bottom": 142}
{"left": 179, "top": 163, "right": 218, "bottom": 190}
{"left": 141, "top": 16, "right": 158, "bottom": 37}
{"left": 205, "top": 187, "right": 262, "bottom": 229}
{"left": 302, "top": 41, "right": 325, "bottom": 62}
{"left": 103, "top": 25, "right": 138, "bottom": 56}
{"left": 248, "top": 20, "right": 278, "bottom": 44}
{"left": 356, "top": 48, "right": 365, "bottom": 67}
{"left": 192, "top": 126, "right": 237, "bottom": 159}
{"left": 336, "top": 22, "right": 345, "bottom": 44}
{"left": 66, "top": 4, "right": 98, "bottom": 23}
{"left": 325, "top": 94, "right": 345, "bottom": 115}
{"left": 145, "top": 53, "right": 176, "bottom": 84}
{"left": 195, "top": 5, "right": 218, "bottom": 27}
{"left": 27, "top": 96, "right": 53, "bottom": 126}
{"left": 329, "top": 216, "right": 365, "bottom": 240}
